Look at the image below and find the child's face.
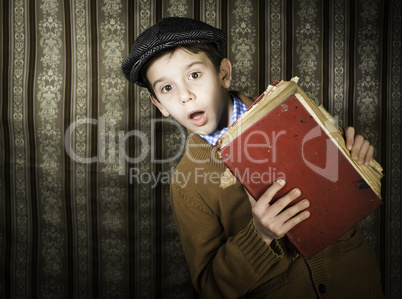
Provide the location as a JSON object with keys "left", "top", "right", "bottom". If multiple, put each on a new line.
{"left": 146, "top": 48, "right": 232, "bottom": 135}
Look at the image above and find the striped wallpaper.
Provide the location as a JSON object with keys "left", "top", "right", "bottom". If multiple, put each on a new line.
{"left": 0, "top": 0, "right": 401, "bottom": 298}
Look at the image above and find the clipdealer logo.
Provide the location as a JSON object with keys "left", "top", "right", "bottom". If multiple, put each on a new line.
{"left": 64, "top": 117, "right": 187, "bottom": 175}
{"left": 64, "top": 116, "right": 340, "bottom": 184}
{"left": 301, "top": 121, "right": 339, "bottom": 182}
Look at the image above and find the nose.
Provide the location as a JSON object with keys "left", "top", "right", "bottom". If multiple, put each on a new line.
{"left": 179, "top": 85, "right": 195, "bottom": 104}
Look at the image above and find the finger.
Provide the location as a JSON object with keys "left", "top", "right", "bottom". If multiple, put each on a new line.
{"left": 345, "top": 127, "right": 355, "bottom": 150}
{"left": 263, "top": 199, "right": 310, "bottom": 239}
{"left": 357, "top": 139, "right": 371, "bottom": 165}
{"left": 277, "top": 199, "right": 310, "bottom": 224}
{"left": 257, "top": 179, "right": 286, "bottom": 206}
{"left": 282, "top": 208, "right": 311, "bottom": 233}
{"left": 364, "top": 145, "right": 374, "bottom": 165}
{"left": 270, "top": 188, "right": 301, "bottom": 216}
{"left": 350, "top": 135, "right": 364, "bottom": 161}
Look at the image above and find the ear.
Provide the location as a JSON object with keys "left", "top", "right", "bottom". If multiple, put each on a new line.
{"left": 219, "top": 58, "right": 232, "bottom": 89}
{"left": 150, "top": 94, "right": 170, "bottom": 117}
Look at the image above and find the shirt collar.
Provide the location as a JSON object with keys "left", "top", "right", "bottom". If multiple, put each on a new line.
{"left": 200, "top": 95, "right": 248, "bottom": 146}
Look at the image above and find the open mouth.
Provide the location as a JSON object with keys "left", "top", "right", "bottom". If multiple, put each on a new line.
{"left": 188, "top": 110, "right": 207, "bottom": 126}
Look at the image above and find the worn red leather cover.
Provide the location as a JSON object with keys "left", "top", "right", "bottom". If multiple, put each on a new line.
{"left": 218, "top": 95, "right": 382, "bottom": 258}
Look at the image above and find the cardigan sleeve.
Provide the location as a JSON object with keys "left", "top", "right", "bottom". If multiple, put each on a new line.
{"left": 170, "top": 183, "right": 284, "bottom": 298}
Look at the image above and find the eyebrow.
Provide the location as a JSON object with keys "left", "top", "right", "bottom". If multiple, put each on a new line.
{"left": 152, "top": 60, "right": 205, "bottom": 90}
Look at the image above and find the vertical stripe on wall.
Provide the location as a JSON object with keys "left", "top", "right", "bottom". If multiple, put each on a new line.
{"left": 10, "top": 0, "right": 30, "bottom": 297}
{"left": 97, "top": 0, "right": 128, "bottom": 297}
{"left": 266, "top": 0, "right": 285, "bottom": 85}
{"left": 63, "top": 0, "right": 74, "bottom": 296}
{"left": 135, "top": 0, "right": 154, "bottom": 297}
{"left": 201, "top": 0, "right": 220, "bottom": 27}
{"left": 328, "top": 0, "right": 348, "bottom": 126}
{"left": 292, "top": 0, "right": 323, "bottom": 105}
{"left": 162, "top": 0, "right": 193, "bottom": 17}
{"left": 353, "top": 0, "right": 382, "bottom": 150}
{"left": 69, "top": 0, "right": 92, "bottom": 297}
{"left": 0, "top": 0, "right": 10, "bottom": 297}
{"left": 0, "top": 0, "right": 5, "bottom": 292}
{"left": 352, "top": 0, "right": 383, "bottom": 253}
{"left": 386, "top": 0, "right": 401, "bottom": 297}
{"left": 36, "top": 0, "right": 66, "bottom": 297}
{"left": 126, "top": 1, "right": 136, "bottom": 298}
{"left": 88, "top": 0, "right": 99, "bottom": 297}
{"left": 26, "top": 0, "right": 39, "bottom": 294}
{"left": 228, "top": 0, "right": 259, "bottom": 97}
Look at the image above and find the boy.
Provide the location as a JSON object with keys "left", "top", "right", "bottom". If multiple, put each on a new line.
{"left": 122, "top": 17, "right": 382, "bottom": 298}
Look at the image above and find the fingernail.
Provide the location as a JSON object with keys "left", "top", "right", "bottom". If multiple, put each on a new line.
{"left": 302, "top": 200, "right": 309, "bottom": 207}
{"left": 348, "top": 145, "right": 352, "bottom": 150}
{"left": 294, "top": 189, "right": 301, "bottom": 196}
{"left": 277, "top": 179, "right": 285, "bottom": 185}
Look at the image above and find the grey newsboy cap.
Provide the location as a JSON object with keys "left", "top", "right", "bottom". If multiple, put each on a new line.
{"left": 121, "top": 17, "right": 226, "bottom": 86}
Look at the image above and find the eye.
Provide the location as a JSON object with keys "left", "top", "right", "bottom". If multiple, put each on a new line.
{"left": 189, "top": 72, "right": 201, "bottom": 80}
{"left": 161, "top": 84, "right": 173, "bottom": 93}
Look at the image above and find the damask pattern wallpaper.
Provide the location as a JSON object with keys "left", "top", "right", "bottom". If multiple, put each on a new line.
{"left": 0, "top": 0, "right": 400, "bottom": 298}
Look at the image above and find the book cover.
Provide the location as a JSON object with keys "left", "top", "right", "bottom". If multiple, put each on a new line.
{"left": 216, "top": 79, "right": 383, "bottom": 259}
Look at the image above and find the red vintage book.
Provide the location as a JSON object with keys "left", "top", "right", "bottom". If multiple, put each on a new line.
{"left": 216, "top": 78, "right": 383, "bottom": 259}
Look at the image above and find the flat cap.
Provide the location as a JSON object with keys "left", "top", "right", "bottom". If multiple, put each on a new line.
{"left": 121, "top": 17, "right": 226, "bottom": 86}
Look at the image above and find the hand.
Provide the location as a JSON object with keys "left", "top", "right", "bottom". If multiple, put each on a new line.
{"left": 246, "top": 179, "right": 310, "bottom": 245}
{"left": 345, "top": 127, "right": 374, "bottom": 165}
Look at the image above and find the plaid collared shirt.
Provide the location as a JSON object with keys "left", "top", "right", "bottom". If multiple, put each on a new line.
{"left": 201, "top": 95, "right": 248, "bottom": 146}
